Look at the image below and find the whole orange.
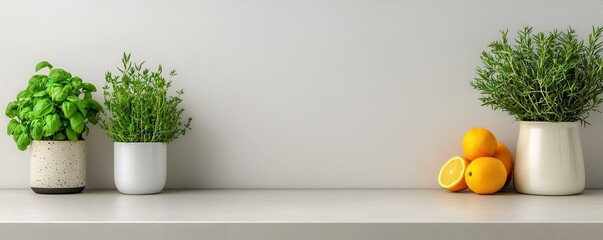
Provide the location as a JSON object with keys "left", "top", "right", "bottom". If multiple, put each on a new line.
{"left": 465, "top": 157, "right": 507, "bottom": 194}
{"left": 492, "top": 142, "right": 514, "bottom": 187}
{"left": 462, "top": 128, "right": 497, "bottom": 160}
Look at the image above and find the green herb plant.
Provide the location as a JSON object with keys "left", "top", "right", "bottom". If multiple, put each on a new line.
{"left": 5, "top": 62, "right": 103, "bottom": 150}
{"left": 471, "top": 26, "right": 603, "bottom": 124}
{"left": 100, "top": 53, "right": 192, "bottom": 143}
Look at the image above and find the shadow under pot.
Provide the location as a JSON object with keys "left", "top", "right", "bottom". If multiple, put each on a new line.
{"left": 30, "top": 141, "right": 86, "bottom": 194}
{"left": 114, "top": 142, "right": 167, "bottom": 195}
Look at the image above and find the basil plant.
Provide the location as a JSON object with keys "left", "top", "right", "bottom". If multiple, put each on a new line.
{"left": 6, "top": 61, "right": 103, "bottom": 151}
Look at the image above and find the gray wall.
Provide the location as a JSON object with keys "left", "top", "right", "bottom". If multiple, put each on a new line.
{"left": 1, "top": 0, "right": 603, "bottom": 189}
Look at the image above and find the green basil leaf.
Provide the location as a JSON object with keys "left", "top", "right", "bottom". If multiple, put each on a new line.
{"left": 70, "top": 112, "right": 85, "bottom": 133}
{"left": 30, "top": 119, "right": 41, "bottom": 126}
{"left": 7, "top": 119, "right": 19, "bottom": 135}
{"left": 27, "top": 75, "right": 47, "bottom": 92}
{"left": 33, "top": 90, "right": 48, "bottom": 98}
{"left": 55, "top": 132, "right": 66, "bottom": 140}
{"left": 79, "top": 107, "right": 88, "bottom": 117}
{"left": 57, "top": 89, "right": 69, "bottom": 102}
{"left": 14, "top": 124, "right": 26, "bottom": 135}
{"left": 35, "top": 61, "right": 53, "bottom": 72}
{"left": 18, "top": 107, "right": 32, "bottom": 120}
{"left": 30, "top": 121, "right": 44, "bottom": 140}
{"left": 42, "top": 126, "right": 52, "bottom": 137}
{"left": 65, "top": 126, "right": 78, "bottom": 141}
{"left": 32, "top": 99, "right": 54, "bottom": 118}
{"left": 5, "top": 101, "right": 19, "bottom": 118}
{"left": 87, "top": 111, "right": 98, "bottom": 124}
{"left": 84, "top": 91, "right": 92, "bottom": 100}
{"left": 71, "top": 76, "right": 83, "bottom": 90}
{"left": 49, "top": 86, "right": 69, "bottom": 102}
{"left": 48, "top": 69, "right": 71, "bottom": 81}
{"left": 76, "top": 100, "right": 88, "bottom": 117}
{"left": 45, "top": 114, "right": 62, "bottom": 134}
{"left": 82, "top": 83, "right": 97, "bottom": 92}
{"left": 16, "top": 132, "right": 31, "bottom": 151}
{"left": 12, "top": 124, "right": 27, "bottom": 145}
{"left": 47, "top": 77, "right": 67, "bottom": 86}
{"left": 83, "top": 125, "right": 89, "bottom": 137}
{"left": 71, "top": 76, "right": 83, "bottom": 84}
{"left": 67, "top": 95, "right": 80, "bottom": 103}
{"left": 45, "top": 82, "right": 63, "bottom": 88}
{"left": 86, "top": 99, "right": 104, "bottom": 113}
{"left": 61, "top": 101, "right": 77, "bottom": 118}
{"left": 17, "top": 90, "right": 33, "bottom": 100}
{"left": 64, "top": 84, "right": 75, "bottom": 96}
{"left": 13, "top": 128, "right": 21, "bottom": 142}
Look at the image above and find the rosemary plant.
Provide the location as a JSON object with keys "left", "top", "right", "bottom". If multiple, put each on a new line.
{"left": 100, "top": 53, "right": 192, "bottom": 143}
{"left": 471, "top": 26, "right": 603, "bottom": 124}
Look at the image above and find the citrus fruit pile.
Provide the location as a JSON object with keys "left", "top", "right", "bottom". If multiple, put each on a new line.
{"left": 438, "top": 127, "right": 513, "bottom": 194}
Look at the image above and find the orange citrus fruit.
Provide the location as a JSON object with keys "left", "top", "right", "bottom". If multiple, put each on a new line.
{"left": 465, "top": 157, "right": 507, "bottom": 194}
{"left": 462, "top": 128, "right": 497, "bottom": 160}
{"left": 438, "top": 156, "right": 470, "bottom": 192}
{"left": 492, "top": 142, "right": 514, "bottom": 186}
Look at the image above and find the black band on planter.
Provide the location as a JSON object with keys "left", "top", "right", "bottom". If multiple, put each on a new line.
{"left": 31, "top": 187, "right": 85, "bottom": 194}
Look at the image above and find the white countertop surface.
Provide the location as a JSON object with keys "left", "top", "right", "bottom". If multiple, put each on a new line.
{"left": 1, "top": 189, "right": 601, "bottom": 223}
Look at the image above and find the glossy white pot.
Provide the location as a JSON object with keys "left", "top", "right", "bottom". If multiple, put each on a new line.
{"left": 514, "top": 121, "right": 585, "bottom": 195}
{"left": 30, "top": 141, "right": 86, "bottom": 194}
{"left": 114, "top": 142, "right": 167, "bottom": 194}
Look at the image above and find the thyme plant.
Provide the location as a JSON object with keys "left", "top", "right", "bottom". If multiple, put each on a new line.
{"left": 471, "top": 26, "right": 603, "bottom": 124}
{"left": 100, "top": 53, "right": 192, "bottom": 143}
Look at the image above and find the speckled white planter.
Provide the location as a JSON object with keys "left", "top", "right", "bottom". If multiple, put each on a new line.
{"left": 114, "top": 142, "right": 167, "bottom": 194}
{"left": 30, "top": 141, "right": 86, "bottom": 194}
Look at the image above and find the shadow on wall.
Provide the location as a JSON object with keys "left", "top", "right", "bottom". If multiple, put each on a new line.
{"left": 581, "top": 120, "right": 603, "bottom": 189}
{"left": 166, "top": 116, "right": 217, "bottom": 189}
{"left": 85, "top": 126, "right": 114, "bottom": 189}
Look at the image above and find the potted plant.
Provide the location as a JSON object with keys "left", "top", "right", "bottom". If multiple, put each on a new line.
{"left": 471, "top": 26, "right": 603, "bottom": 195}
{"left": 5, "top": 61, "right": 103, "bottom": 194}
{"left": 100, "top": 53, "right": 192, "bottom": 195}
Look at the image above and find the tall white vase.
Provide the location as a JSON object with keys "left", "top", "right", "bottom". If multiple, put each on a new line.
{"left": 114, "top": 142, "right": 167, "bottom": 194}
{"left": 514, "top": 121, "right": 585, "bottom": 195}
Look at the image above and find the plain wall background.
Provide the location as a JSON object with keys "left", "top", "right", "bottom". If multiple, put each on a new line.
{"left": 1, "top": 0, "right": 603, "bottom": 189}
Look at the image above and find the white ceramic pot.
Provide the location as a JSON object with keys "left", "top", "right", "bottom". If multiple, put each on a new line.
{"left": 514, "top": 121, "right": 585, "bottom": 195}
{"left": 30, "top": 141, "right": 86, "bottom": 194}
{"left": 114, "top": 142, "right": 167, "bottom": 194}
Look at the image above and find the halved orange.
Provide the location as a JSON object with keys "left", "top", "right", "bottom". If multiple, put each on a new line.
{"left": 438, "top": 156, "right": 470, "bottom": 192}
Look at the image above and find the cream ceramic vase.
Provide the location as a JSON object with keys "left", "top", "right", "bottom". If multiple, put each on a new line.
{"left": 30, "top": 141, "right": 86, "bottom": 194}
{"left": 514, "top": 121, "right": 585, "bottom": 195}
{"left": 114, "top": 142, "right": 167, "bottom": 194}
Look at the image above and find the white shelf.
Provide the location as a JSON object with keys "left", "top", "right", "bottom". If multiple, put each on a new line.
{"left": 1, "top": 189, "right": 603, "bottom": 239}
